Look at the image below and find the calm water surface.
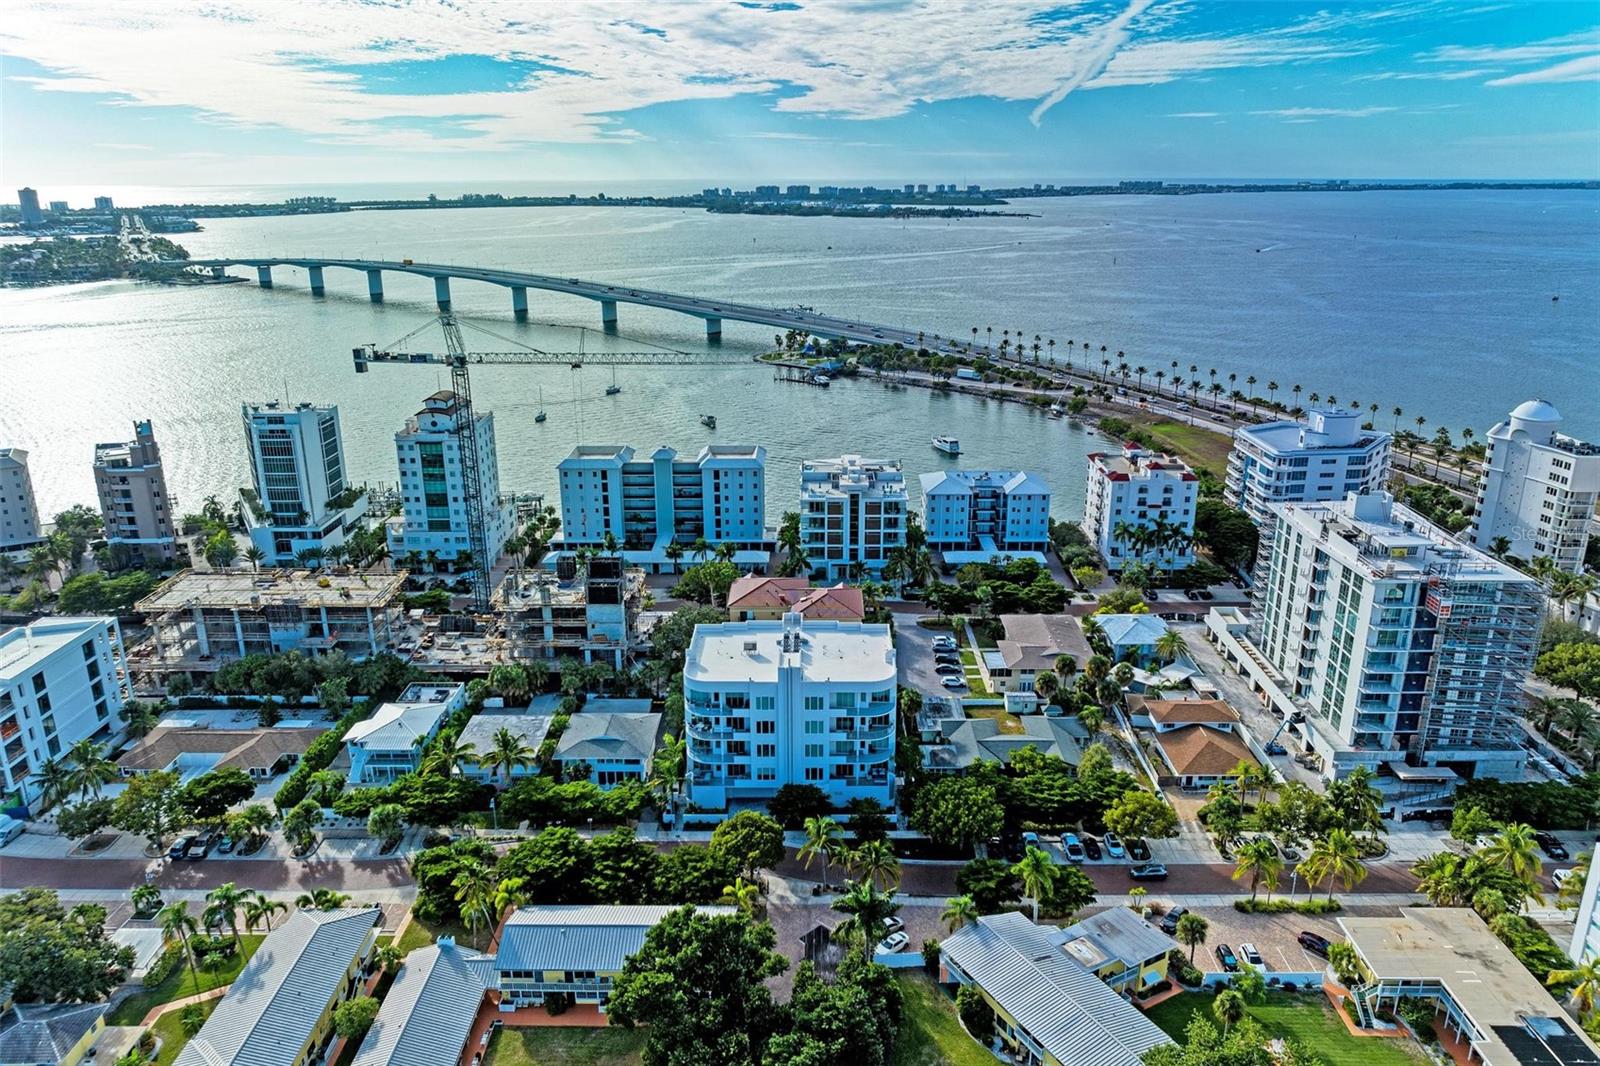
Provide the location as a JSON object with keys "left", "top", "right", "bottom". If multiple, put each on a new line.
{"left": 2, "top": 189, "right": 1595, "bottom": 520}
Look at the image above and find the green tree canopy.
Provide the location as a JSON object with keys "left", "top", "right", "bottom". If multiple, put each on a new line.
{"left": 911, "top": 776, "right": 1004, "bottom": 850}
{"left": 0, "top": 889, "right": 135, "bottom": 1003}
{"left": 177, "top": 767, "right": 258, "bottom": 823}
{"left": 711, "top": 810, "right": 787, "bottom": 880}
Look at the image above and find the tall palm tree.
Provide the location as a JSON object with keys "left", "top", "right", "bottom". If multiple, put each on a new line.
{"left": 422, "top": 732, "right": 478, "bottom": 777}
{"left": 203, "top": 882, "right": 248, "bottom": 947}
{"left": 1175, "top": 911, "right": 1208, "bottom": 964}
{"left": 942, "top": 895, "right": 978, "bottom": 932}
{"left": 1154, "top": 629, "right": 1187, "bottom": 664}
{"left": 799, "top": 816, "right": 845, "bottom": 886}
{"left": 648, "top": 733, "right": 687, "bottom": 817}
{"left": 714, "top": 541, "right": 737, "bottom": 564}
{"left": 832, "top": 881, "right": 901, "bottom": 959}
{"left": 1232, "top": 838, "right": 1283, "bottom": 902}
{"left": 244, "top": 892, "right": 287, "bottom": 934}
{"left": 488, "top": 877, "right": 528, "bottom": 950}
{"left": 243, "top": 545, "right": 266, "bottom": 572}
{"left": 1213, "top": 988, "right": 1246, "bottom": 1037}
{"left": 1548, "top": 959, "right": 1600, "bottom": 1016}
{"left": 65, "top": 739, "right": 117, "bottom": 800}
{"left": 1303, "top": 828, "right": 1367, "bottom": 901}
{"left": 488, "top": 664, "right": 531, "bottom": 705}
{"left": 691, "top": 537, "right": 711, "bottom": 564}
{"left": 664, "top": 541, "right": 685, "bottom": 571}
{"left": 30, "top": 756, "right": 73, "bottom": 811}
{"left": 478, "top": 727, "right": 537, "bottom": 788}
{"left": 1014, "top": 845, "right": 1058, "bottom": 922}
{"left": 453, "top": 861, "right": 497, "bottom": 950}
{"left": 160, "top": 901, "right": 201, "bottom": 988}
{"left": 295, "top": 888, "right": 349, "bottom": 910}
{"left": 1481, "top": 822, "right": 1545, "bottom": 901}
{"left": 849, "top": 839, "right": 901, "bottom": 890}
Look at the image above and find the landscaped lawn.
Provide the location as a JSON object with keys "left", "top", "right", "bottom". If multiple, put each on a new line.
{"left": 1121, "top": 416, "right": 1234, "bottom": 472}
{"left": 483, "top": 1027, "right": 647, "bottom": 1066}
{"left": 108, "top": 935, "right": 267, "bottom": 1026}
{"left": 892, "top": 974, "right": 996, "bottom": 1066}
{"left": 394, "top": 912, "right": 475, "bottom": 957}
{"left": 963, "top": 704, "right": 1022, "bottom": 734}
{"left": 149, "top": 997, "right": 218, "bottom": 1065}
{"left": 1143, "top": 991, "right": 1426, "bottom": 1066}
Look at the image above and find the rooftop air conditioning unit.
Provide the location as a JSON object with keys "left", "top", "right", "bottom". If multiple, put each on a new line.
{"left": 743, "top": 641, "right": 759, "bottom": 654}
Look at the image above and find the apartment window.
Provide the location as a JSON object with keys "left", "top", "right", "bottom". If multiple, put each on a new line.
{"left": 804, "top": 720, "right": 823, "bottom": 734}
{"left": 756, "top": 744, "right": 776, "bottom": 759}
{"left": 804, "top": 767, "right": 824, "bottom": 782}
{"left": 804, "top": 743, "right": 824, "bottom": 758}
{"left": 755, "top": 720, "right": 775, "bottom": 735}
{"left": 804, "top": 696, "right": 824, "bottom": 712}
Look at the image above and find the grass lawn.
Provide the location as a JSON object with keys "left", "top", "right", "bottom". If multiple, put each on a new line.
{"left": 1121, "top": 416, "right": 1234, "bottom": 472}
{"left": 892, "top": 974, "right": 996, "bottom": 1066}
{"left": 964, "top": 705, "right": 1021, "bottom": 734}
{"left": 149, "top": 997, "right": 218, "bottom": 1066}
{"left": 483, "top": 1027, "right": 647, "bottom": 1066}
{"left": 394, "top": 912, "right": 475, "bottom": 957}
{"left": 1143, "top": 992, "right": 1426, "bottom": 1066}
{"left": 108, "top": 935, "right": 266, "bottom": 1026}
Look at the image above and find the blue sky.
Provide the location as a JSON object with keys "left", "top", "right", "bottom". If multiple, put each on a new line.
{"left": 2, "top": 0, "right": 1597, "bottom": 192}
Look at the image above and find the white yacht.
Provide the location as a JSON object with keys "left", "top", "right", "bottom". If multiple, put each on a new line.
{"left": 932, "top": 435, "right": 961, "bottom": 455}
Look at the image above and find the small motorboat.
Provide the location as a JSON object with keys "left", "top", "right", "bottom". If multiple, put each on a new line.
{"left": 932, "top": 435, "right": 961, "bottom": 455}
{"left": 809, "top": 373, "right": 831, "bottom": 387}
{"left": 701, "top": 414, "right": 717, "bottom": 429}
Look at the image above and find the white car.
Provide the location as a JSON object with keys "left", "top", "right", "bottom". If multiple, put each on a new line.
{"left": 1103, "top": 832, "right": 1126, "bottom": 858}
{"left": 883, "top": 916, "right": 905, "bottom": 936}
{"left": 877, "top": 931, "right": 910, "bottom": 954}
{"left": 1239, "top": 942, "right": 1264, "bottom": 967}
{"left": 941, "top": 676, "right": 967, "bottom": 690}
{"left": 1554, "top": 868, "right": 1577, "bottom": 889}
{"left": 932, "top": 636, "right": 957, "bottom": 651}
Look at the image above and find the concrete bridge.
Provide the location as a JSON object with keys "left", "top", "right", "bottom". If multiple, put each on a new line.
{"left": 174, "top": 256, "right": 937, "bottom": 346}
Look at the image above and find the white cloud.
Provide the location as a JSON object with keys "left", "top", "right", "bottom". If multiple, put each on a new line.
{"left": 1352, "top": 68, "right": 1499, "bottom": 81}
{"left": 1252, "top": 106, "right": 1400, "bottom": 118}
{"left": 1424, "top": 30, "right": 1599, "bottom": 65}
{"left": 0, "top": 0, "right": 1542, "bottom": 151}
{"left": 1486, "top": 54, "right": 1600, "bottom": 86}
{"left": 91, "top": 141, "right": 152, "bottom": 150}
{"left": 1166, "top": 111, "right": 1219, "bottom": 118}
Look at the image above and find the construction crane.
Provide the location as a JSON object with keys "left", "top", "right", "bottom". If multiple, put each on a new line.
{"left": 352, "top": 313, "right": 748, "bottom": 612}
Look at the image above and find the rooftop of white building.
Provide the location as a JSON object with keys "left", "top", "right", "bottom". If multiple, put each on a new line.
{"left": 1285, "top": 492, "right": 1533, "bottom": 584}
{"left": 800, "top": 455, "right": 906, "bottom": 497}
{"left": 0, "top": 617, "right": 113, "bottom": 678}
{"left": 1087, "top": 445, "right": 1196, "bottom": 482}
{"left": 920, "top": 470, "right": 1051, "bottom": 497}
{"left": 136, "top": 569, "right": 407, "bottom": 612}
{"left": 1235, "top": 409, "right": 1387, "bottom": 453}
{"left": 686, "top": 614, "right": 896, "bottom": 685}
{"left": 344, "top": 682, "right": 462, "bottom": 750}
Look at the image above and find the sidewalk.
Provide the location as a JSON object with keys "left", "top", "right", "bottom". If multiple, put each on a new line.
{"left": 0, "top": 827, "right": 425, "bottom": 863}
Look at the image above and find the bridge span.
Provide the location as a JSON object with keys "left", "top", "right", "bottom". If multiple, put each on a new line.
{"left": 172, "top": 256, "right": 940, "bottom": 348}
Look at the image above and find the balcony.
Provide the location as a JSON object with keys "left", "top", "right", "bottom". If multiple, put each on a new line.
{"left": 686, "top": 717, "right": 738, "bottom": 742}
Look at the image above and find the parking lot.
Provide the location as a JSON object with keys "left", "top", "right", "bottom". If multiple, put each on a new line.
{"left": 893, "top": 613, "right": 965, "bottom": 698}
{"left": 1130, "top": 901, "right": 1347, "bottom": 977}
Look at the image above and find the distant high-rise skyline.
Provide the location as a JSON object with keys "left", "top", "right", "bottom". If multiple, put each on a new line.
{"left": 2, "top": 1, "right": 1596, "bottom": 187}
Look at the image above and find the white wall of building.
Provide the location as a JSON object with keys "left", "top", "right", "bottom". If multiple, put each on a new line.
{"left": 386, "top": 392, "right": 513, "bottom": 566}
{"left": 240, "top": 402, "right": 364, "bottom": 565}
{"left": 1469, "top": 400, "right": 1600, "bottom": 574}
{"left": 1083, "top": 446, "right": 1197, "bottom": 570}
{"left": 1225, "top": 410, "right": 1391, "bottom": 524}
{"left": 799, "top": 456, "right": 907, "bottom": 580}
{"left": 0, "top": 447, "right": 43, "bottom": 556}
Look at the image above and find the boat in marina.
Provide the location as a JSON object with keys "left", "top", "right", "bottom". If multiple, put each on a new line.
{"left": 701, "top": 414, "right": 717, "bottom": 429}
{"left": 932, "top": 435, "right": 961, "bottom": 455}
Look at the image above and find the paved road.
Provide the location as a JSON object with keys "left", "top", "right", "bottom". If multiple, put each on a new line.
{"left": 0, "top": 854, "right": 415, "bottom": 893}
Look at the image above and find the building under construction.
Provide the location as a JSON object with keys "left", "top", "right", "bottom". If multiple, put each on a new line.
{"left": 492, "top": 556, "right": 645, "bottom": 669}
{"left": 133, "top": 568, "right": 408, "bottom": 677}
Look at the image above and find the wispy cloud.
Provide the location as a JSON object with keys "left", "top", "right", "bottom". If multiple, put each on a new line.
{"left": 1486, "top": 54, "right": 1600, "bottom": 86}
{"left": 92, "top": 141, "right": 152, "bottom": 150}
{"left": 1252, "top": 106, "right": 1400, "bottom": 119}
{"left": 1352, "top": 68, "right": 1499, "bottom": 81}
{"left": 735, "top": 131, "right": 820, "bottom": 141}
{"left": 1166, "top": 111, "right": 1219, "bottom": 118}
{"left": 1029, "top": 0, "right": 1156, "bottom": 126}
{"left": 1424, "top": 30, "right": 1599, "bottom": 65}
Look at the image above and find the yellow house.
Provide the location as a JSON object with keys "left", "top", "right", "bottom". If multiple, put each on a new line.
{"left": 1054, "top": 906, "right": 1177, "bottom": 994}
{"left": 940, "top": 911, "right": 1175, "bottom": 1066}
{"left": 0, "top": 999, "right": 107, "bottom": 1066}
{"left": 173, "top": 908, "right": 380, "bottom": 1066}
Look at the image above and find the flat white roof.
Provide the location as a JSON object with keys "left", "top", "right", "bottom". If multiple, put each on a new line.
{"left": 0, "top": 617, "right": 111, "bottom": 678}
{"left": 686, "top": 618, "right": 895, "bottom": 685}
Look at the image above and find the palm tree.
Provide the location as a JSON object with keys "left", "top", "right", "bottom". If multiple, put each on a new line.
{"left": 663, "top": 541, "right": 685, "bottom": 571}
{"left": 942, "top": 895, "right": 978, "bottom": 931}
{"left": 243, "top": 545, "right": 266, "bottom": 572}
{"left": 1547, "top": 958, "right": 1600, "bottom": 1018}
{"left": 691, "top": 537, "right": 711, "bottom": 564}
{"left": 721, "top": 876, "right": 761, "bottom": 915}
{"left": 850, "top": 839, "right": 901, "bottom": 890}
{"left": 453, "top": 861, "right": 497, "bottom": 950}
{"left": 295, "top": 888, "right": 349, "bottom": 910}
{"left": 1129, "top": 886, "right": 1149, "bottom": 916}
{"left": 1154, "top": 629, "right": 1187, "bottom": 664}
{"left": 65, "top": 739, "right": 117, "bottom": 800}
{"left": 228, "top": 805, "right": 275, "bottom": 853}
{"left": 478, "top": 727, "right": 537, "bottom": 788}
{"left": 204, "top": 882, "right": 247, "bottom": 946}
{"left": 1213, "top": 988, "right": 1246, "bottom": 1037}
{"left": 422, "top": 732, "right": 478, "bottom": 777}
{"left": 373, "top": 944, "right": 405, "bottom": 975}
{"left": 1175, "top": 911, "right": 1209, "bottom": 964}
{"left": 1481, "top": 822, "right": 1545, "bottom": 900}
{"left": 244, "top": 892, "right": 287, "bottom": 934}
{"left": 488, "top": 664, "right": 531, "bottom": 705}
{"left": 1232, "top": 838, "right": 1283, "bottom": 902}
{"left": 1032, "top": 670, "right": 1059, "bottom": 706}
{"left": 799, "top": 816, "right": 845, "bottom": 886}
{"left": 160, "top": 901, "right": 201, "bottom": 988}
{"left": 1014, "top": 845, "right": 1058, "bottom": 922}
{"left": 1304, "top": 828, "right": 1367, "bottom": 901}
{"left": 714, "top": 541, "right": 738, "bottom": 564}
{"left": 647, "top": 733, "right": 687, "bottom": 817}
{"left": 832, "top": 881, "right": 901, "bottom": 959}
{"left": 30, "top": 756, "right": 74, "bottom": 811}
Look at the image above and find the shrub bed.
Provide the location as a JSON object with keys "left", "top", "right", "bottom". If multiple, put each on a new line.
{"left": 1233, "top": 898, "right": 1342, "bottom": 914}
{"left": 275, "top": 704, "right": 368, "bottom": 813}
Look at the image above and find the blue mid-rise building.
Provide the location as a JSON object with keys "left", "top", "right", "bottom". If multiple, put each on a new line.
{"left": 919, "top": 469, "right": 1051, "bottom": 561}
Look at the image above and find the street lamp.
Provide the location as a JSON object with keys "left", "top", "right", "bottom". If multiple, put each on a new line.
{"left": 490, "top": 796, "right": 498, "bottom": 831}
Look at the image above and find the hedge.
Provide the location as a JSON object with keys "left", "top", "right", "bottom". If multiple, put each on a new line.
{"left": 1233, "top": 898, "right": 1342, "bottom": 914}
{"left": 275, "top": 704, "right": 369, "bottom": 813}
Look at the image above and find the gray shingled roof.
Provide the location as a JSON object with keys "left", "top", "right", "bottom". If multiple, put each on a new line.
{"left": 924, "top": 715, "right": 1090, "bottom": 771}
{"left": 174, "top": 908, "right": 380, "bottom": 1066}
{"left": 495, "top": 905, "right": 732, "bottom": 974}
{"left": 0, "top": 1001, "right": 106, "bottom": 1065}
{"left": 348, "top": 940, "right": 487, "bottom": 1066}
{"left": 554, "top": 713, "right": 661, "bottom": 764}
{"left": 940, "top": 912, "right": 1173, "bottom": 1066}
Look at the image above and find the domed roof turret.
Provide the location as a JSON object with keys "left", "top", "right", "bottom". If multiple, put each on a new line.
{"left": 1509, "top": 399, "right": 1562, "bottom": 424}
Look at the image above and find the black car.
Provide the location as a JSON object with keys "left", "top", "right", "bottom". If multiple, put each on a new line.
{"left": 1159, "top": 906, "right": 1188, "bottom": 935}
{"left": 1215, "top": 944, "right": 1239, "bottom": 972}
{"left": 934, "top": 653, "right": 961, "bottom": 665}
{"left": 1127, "top": 838, "right": 1152, "bottom": 862}
{"left": 167, "top": 833, "right": 199, "bottom": 860}
{"left": 1298, "top": 931, "right": 1332, "bottom": 957}
{"left": 1082, "top": 836, "right": 1102, "bottom": 861}
{"left": 1129, "top": 863, "right": 1168, "bottom": 881}
{"left": 1535, "top": 832, "right": 1570, "bottom": 861}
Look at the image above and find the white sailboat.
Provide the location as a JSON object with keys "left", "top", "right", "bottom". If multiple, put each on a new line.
{"left": 534, "top": 385, "right": 547, "bottom": 423}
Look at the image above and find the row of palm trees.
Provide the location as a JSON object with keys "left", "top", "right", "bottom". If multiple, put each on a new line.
{"left": 797, "top": 816, "right": 901, "bottom": 889}
{"left": 31, "top": 737, "right": 118, "bottom": 812}
{"left": 1109, "top": 518, "right": 1193, "bottom": 576}
{"left": 1229, "top": 828, "right": 1368, "bottom": 902}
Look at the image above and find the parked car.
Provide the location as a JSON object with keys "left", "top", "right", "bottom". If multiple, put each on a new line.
{"left": 940, "top": 676, "right": 967, "bottom": 690}
{"left": 877, "top": 931, "right": 910, "bottom": 954}
{"left": 216, "top": 834, "right": 237, "bottom": 855}
{"left": 1103, "top": 832, "right": 1126, "bottom": 859}
{"left": 1298, "top": 931, "right": 1331, "bottom": 957}
{"left": 1021, "top": 831, "right": 1040, "bottom": 848}
{"left": 988, "top": 834, "right": 1025, "bottom": 862}
{"left": 167, "top": 833, "right": 200, "bottom": 860}
{"left": 1082, "top": 836, "right": 1102, "bottom": 861}
{"left": 935, "top": 663, "right": 963, "bottom": 675}
{"left": 1475, "top": 834, "right": 1498, "bottom": 852}
{"left": 1536, "top": 832, "right": 1570, "bottom": 860}
{"left": 934, "top": 653, "right": 961, "bottom": 665}
{"left": 1062, "top": 833, "right": 1087, "bottom": 863}
{"left": 1554, "top": 868, "right": 1577, "bottom": 889}
{"left": 1129, "top": 863, "right": 1168, "bottom": 881}
{"left": 1239, "top": 942, "right": 1264, "bottom": 967}
{"left": 183, "top": 831, "right": 218, "bottom": 861}
{"left": 0, "top": 815, "right": 25, "bottom": 847}
{"left": 1159, "top": 906, "right": 1188, "bottom": 935}
{"left": 883, "top": 916, "right": 905, "bottom": 936}
{"left": 931, "top": 636, "right": 957, "bottom": 651}
{"left": 1215, "top": 944, "right": 1239, "bottom": 972}
{"left": 1127, "top": 838, "right": 1152, "bottom": 862}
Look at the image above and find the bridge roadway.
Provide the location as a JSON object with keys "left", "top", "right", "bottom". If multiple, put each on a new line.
{"left": 174, "top": 256, "right": 944, "bottom": 346}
